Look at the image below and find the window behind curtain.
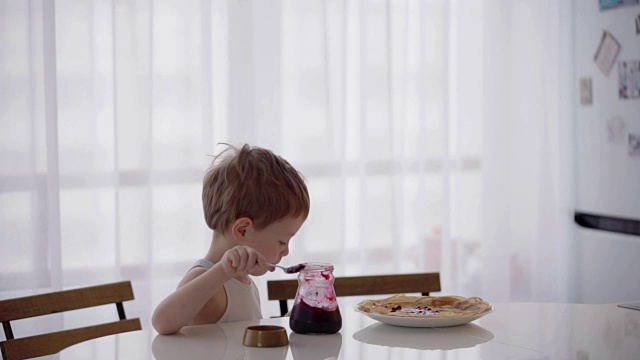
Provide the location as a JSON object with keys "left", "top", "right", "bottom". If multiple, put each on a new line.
{"left": 0, "top": 0, "right": 486, "bottom": 327}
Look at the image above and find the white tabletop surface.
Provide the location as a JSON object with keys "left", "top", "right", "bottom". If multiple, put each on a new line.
{"left": 57, "top": 301, "right": 640, "bottom": 360}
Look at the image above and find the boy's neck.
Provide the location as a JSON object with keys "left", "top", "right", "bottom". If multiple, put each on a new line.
{"left": 205, "top": 231, "right": 230, "bottom": 264}
{"left": 205, "top": 231, "right": 252, "bottom": 284}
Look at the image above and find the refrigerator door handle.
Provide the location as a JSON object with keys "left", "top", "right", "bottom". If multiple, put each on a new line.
{"left": 575, "top": 212, "right": 640, "bottom": 236}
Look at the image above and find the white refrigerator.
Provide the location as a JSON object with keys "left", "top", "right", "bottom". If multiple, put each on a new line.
{"left": 574, "top": 2, "right": 640, "bottom": 303}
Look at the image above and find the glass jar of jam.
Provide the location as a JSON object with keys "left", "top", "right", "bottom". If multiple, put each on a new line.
{"left": 289, "top": 262, "right": 342, "bottom": 334}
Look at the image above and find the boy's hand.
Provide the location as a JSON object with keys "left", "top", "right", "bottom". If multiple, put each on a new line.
{"left": 221, "top": 246, "right": 267, "bottom": 278}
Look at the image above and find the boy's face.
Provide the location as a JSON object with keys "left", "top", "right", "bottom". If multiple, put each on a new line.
{"left": 242, "top": 214, "right": 306, "bottom": 276}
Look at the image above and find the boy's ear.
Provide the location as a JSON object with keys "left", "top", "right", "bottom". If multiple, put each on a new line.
{"left": 231, "top": 217, "right": 253, "bottom": 241}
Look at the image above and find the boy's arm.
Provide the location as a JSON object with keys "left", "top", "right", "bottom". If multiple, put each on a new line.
{"left": 151, "top": 246, "right": 268, "bottom": 335}
{"left": 151, "top": 263, "right": 230, "bottom": 335}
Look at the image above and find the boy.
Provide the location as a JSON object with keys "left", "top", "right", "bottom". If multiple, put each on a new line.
{"left": 152, "top": 144, "right": 309, "bottom": 335}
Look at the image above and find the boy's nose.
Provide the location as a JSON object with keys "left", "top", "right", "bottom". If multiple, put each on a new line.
{"left": 281, "top": 246, "right": 289, "bottom": 257}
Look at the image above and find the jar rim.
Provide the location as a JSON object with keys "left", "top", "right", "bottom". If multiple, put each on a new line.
{"left": 300, "top": 262, "right": 334, "bottom": 272}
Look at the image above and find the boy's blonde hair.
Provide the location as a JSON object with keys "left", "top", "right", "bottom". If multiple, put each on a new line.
{"left": 202, "top": 144, "right": 310, "bottom": 232}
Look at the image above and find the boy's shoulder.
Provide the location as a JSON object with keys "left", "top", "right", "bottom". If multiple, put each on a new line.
{"left": 177, "top": 261, "right": 213, "bottom": 288}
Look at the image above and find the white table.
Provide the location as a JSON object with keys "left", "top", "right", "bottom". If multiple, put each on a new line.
{"left": 58, "top": 302, "right": 640, "bottom": 360}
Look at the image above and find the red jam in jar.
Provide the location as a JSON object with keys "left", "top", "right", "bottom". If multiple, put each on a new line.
{"left": 289, "top": 263, "right": 342, "bottom": 334}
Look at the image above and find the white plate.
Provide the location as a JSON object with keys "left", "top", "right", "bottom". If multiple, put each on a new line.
{"left": 353, "top": 305, "right": 494, "bottom": 328}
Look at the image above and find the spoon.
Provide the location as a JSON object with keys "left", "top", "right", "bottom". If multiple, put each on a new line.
{"left": 267, "top": 263, "right": 306, "bottom": 274}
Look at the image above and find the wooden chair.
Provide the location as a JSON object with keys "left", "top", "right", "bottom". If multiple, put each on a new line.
{"left": 0, "top": 281, "right": 141, "bottom": 360}
{"left": 267, "top": 272, "right": 441, "bottom": 317}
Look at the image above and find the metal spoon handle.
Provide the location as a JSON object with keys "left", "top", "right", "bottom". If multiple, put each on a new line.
{"left": 267, "top": 263, "right": 286, "bottom": 270}
{"left": 267, "top": 263, "right": 305, "bottom": 274}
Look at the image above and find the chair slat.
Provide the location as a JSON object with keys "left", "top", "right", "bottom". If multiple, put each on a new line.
{"left": 336, "top": 273, "right": 441, "bottom": 296}
{"left": 266, "top": 280, "right": 298, "bottom": 301}
{"left": 0, "top": 319, "right": 141, "bottom": 360}
{"left": 267, "top": 272, "right": 441, "bottom": 300}
{"left": 0, "top": 281, "right": 134, "bottom": 322}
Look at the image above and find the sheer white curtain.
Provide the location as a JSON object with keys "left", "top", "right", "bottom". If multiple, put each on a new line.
{"left": 481, "top": 0, "right": 574, "bottom": 303}
{"left": 0, "top": 0, "right": 573, "bottom": 340}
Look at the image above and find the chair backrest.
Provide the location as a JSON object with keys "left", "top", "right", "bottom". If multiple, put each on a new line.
{"left": 0, "top": 281, "right": 141, "bottom": 360}
{"left": 267, "top": 272, "right": 441, "bottom": 316}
